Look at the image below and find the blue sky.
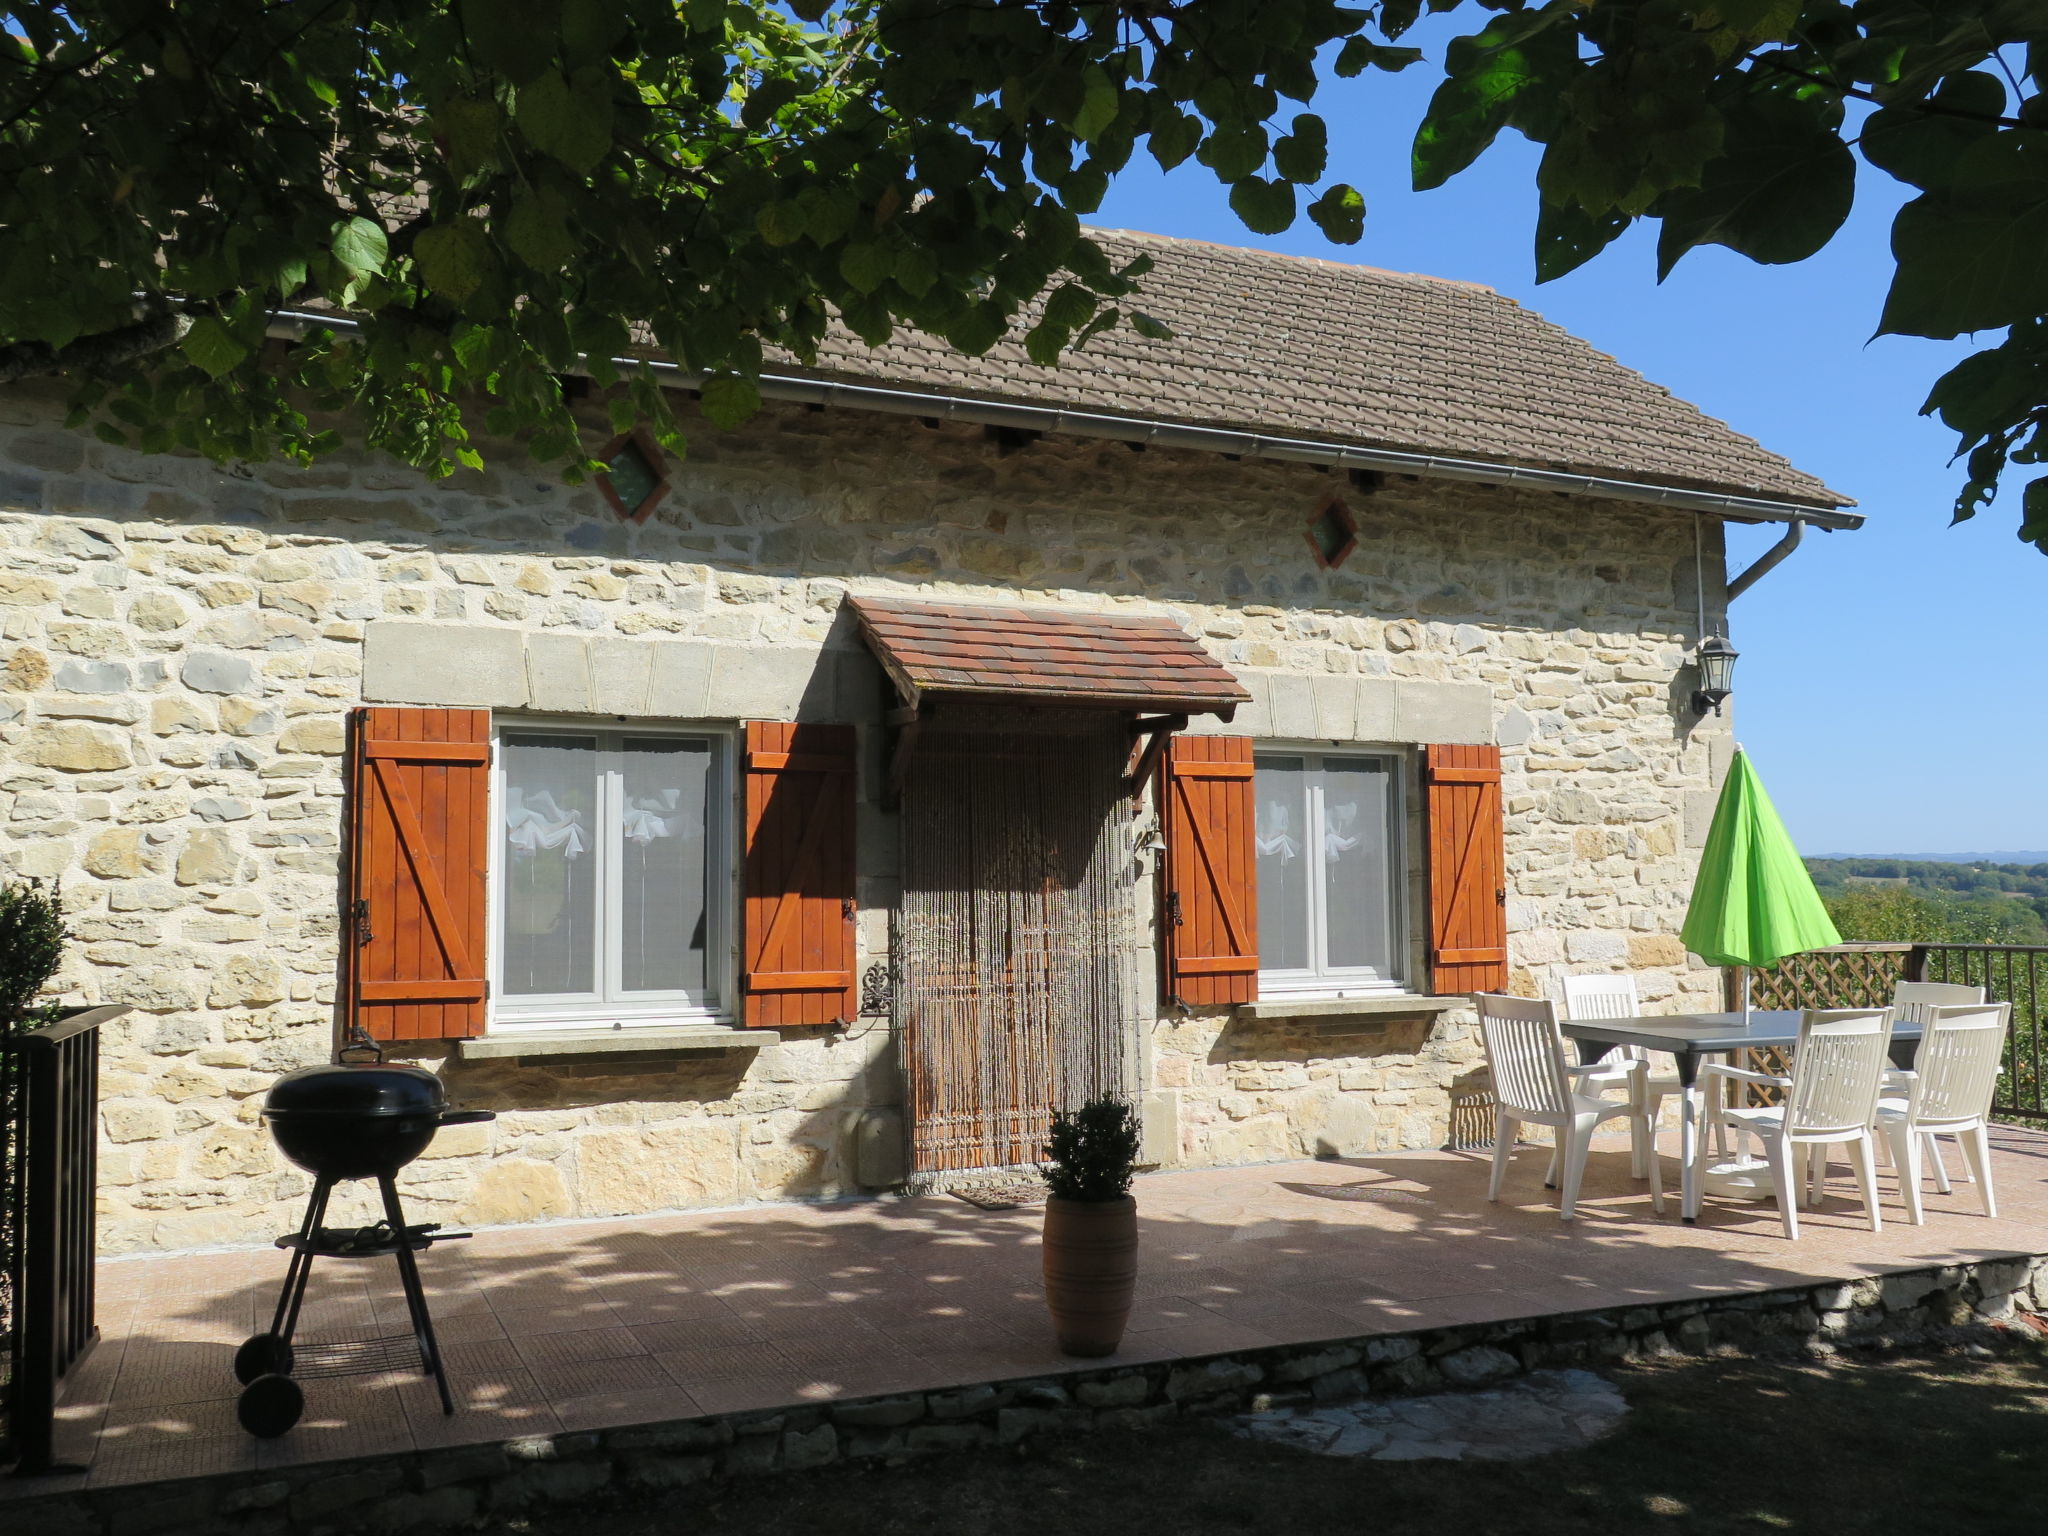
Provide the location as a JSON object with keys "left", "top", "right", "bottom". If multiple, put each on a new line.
{"left": 1091, "top": 36, "right": 2045, "bottom": 859}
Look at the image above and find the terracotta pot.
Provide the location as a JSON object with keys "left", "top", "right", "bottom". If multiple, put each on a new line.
{"left": 1041, "top": 1194, "right": 1138, "bottom": 1357}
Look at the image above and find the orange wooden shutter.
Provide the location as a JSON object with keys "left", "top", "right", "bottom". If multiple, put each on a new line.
{"left": 742, "top": 721, "right": 858, "bottom": 1027}
{"left": 1426, "top": 743, "right": 1509, "bottom": 995}
{"left": 1161, "top": 735, "right": 1258, "bottom": 1007}
{"left": 345, "top": 708, "right": 491, "bottom": 1041}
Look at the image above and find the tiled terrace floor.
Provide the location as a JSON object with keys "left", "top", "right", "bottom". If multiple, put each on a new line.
{"left": 17, "top": 1124, "right": 2048, "bottom": 1495}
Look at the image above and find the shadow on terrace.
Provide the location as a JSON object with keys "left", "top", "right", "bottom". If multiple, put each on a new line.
{"left": 19, "top": 1126, "right": 2048, "bottom": 1497}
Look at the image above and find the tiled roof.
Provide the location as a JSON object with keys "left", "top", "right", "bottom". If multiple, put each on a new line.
{"left": 781, "top": 228, "right": 1849, "bottom": 509}
{"left": 847, "top": 596, "right": 1251, "bottom": 718}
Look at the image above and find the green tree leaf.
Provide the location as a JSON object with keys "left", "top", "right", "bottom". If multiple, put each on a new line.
{"left": 180, "top": 316, "right": 247, "bottom": 378}
{"left": 1229, "top": 177, "right": 1297, "bottom": 235}
{"left": 1273, "top": 114, "right": 1328, "bottom": 184}
{"left": 1880, "top": 132, "right": 2048, "bottom": 340}
{"left": 1073, "top": 64, "right": 1119, "bottom": 144}
{"left": 413, "top": 223, "right": 492, "bottom": 304}
{"left": 1534, "top": 199, "right": 1629, "bottom": 282}
{"left": 331, "top": 217, "right": 388, "bottom": 279}
{"left": 699, "top": 374, "right": 762, "bottom": 430}
{"left": 1654, "top": 92, "right": 1857, "bottom": 278}
{"left": 1306, "top": 184, "right": 1366, "bottom": 244}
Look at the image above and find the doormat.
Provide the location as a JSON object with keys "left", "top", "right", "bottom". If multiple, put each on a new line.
{"left": 948, "top": 1178, "right": 1049, "bottom": 1211}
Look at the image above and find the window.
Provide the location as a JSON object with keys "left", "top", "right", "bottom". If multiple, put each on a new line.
{"left": 493, "top": 725, "right": 731, "bottom": 1028}
{"left": 1255, "top": 750, "right": 1405, "bottom": 995}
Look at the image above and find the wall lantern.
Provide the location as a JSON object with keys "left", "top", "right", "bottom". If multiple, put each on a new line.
{"left": 1691, "top": 633, "right": 1738, "bottom": 716}
{"left": 595, "top": 425, "right": 672, "bottom": 524}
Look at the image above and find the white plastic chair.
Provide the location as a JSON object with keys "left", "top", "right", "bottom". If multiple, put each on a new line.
{"left": 1476, "top": 993, "right": 1663, "bottom": 1220}
{"left": 1697, "top": 1007, "right": 1894, "bottom": 1240}
{"left": 1877, "top": 1002, "right": 2009, "bottom": 1223}
{"left": 1892, "top": 981, "right": 1986, "bottom": 1021}
{"left": 1561, "top": 973, "right": 1724, "bottom": 1171}
{"left": 1882, "top": 981, "right": 1985, "bottom": 1184}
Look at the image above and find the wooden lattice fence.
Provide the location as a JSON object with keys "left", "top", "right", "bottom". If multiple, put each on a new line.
{"left": 1730, "top": 942, "right": 2048, "bottom": 1121}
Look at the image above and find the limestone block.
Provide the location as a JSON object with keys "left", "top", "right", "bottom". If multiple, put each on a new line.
{"left": 1396, "top": 680, "right": 1492, "bottom": 743}
{"left": 0, "top": 571, "right": 57, "bottom": 607}
{"left": 130, "top": 592, "right": 191, "bottom": 631}
{"left": 590, "top": 636, "right": 656, "bottom": 714}
{"left": 1314, "top": 1094, "right": 1381, "bottom": 1158}
{"left": 459, "top": 1159, "right": 571, "bottom": 1226}
{"left": 84, "top": 827, "right": 155, "bottom": 879}
{"left": 1141, "top": 1089, "right": 1181, "bottom": 1167}
{"left": 1264, "top": 672, "right": 1317, "bottom": 738}
{"left": 526, "top": 631, "right": 593, "bottom": 713}
{"left": 579, "top": 1119, "right": 741, "bottom": 1215}
{"left": 8, "top": 838, "right": 72, "bottom": 878}
{"left": 277, "top": 716, "right": 345, "bottom": 755}
{"left": 209, "top": 953, "right": 286, "bottom": 1007}
{"left": 5, "top": 646, "right": 51, "bottom": 691}
{"left": 176, "top": 829, "right": 241, "bottom": 885}
{"left": 853, "top": 1106, "right": 906, "bottom": 1189}
{"left": 1683, "top": 790, "right": 1717, "bottom": 849}
{"left": 647, "top": 641, "right": 716, "bottom": 717}
{"left": 52, "top": 658, "right": 130, "bottom": 693}
{"left": 705, "top": 645, "right": 822, "bottom": 721}
{"left": 218, "top": 697, "right": 282, "bottom": 736}
{"left": 361, "top": 621, "right": 527, "bottom": 708}
{"left": 1627, "top": 934, "right": 1687, "bottom": 968}
{"left": 23, "top": 721, "right": 131, "bottom": 772}
{"left": 103, "top": 1099, "right": 173, "bottom": 1143}
{"left": 182, "top": 651, "right": 260, "bottom": 695}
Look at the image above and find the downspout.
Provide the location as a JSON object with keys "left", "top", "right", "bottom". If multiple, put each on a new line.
{"left": 1725, "top": 518, "right": 1806, "bottom": 601}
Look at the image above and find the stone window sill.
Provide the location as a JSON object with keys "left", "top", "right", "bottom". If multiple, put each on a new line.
{"left": 457, "top": 1026, "right": 778, "bottom": 1061}
{"left": 1234, "top": 995, "right": 1466, "bottom": 1025}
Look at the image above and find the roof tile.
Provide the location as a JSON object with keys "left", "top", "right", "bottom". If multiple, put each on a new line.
{"left": 774, "top": 230, "right": 1846, "bottom": 508}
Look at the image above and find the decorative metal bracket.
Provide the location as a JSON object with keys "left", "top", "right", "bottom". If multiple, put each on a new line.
{"left": 859, "top": 962, "right": 897, "bottom": 1019}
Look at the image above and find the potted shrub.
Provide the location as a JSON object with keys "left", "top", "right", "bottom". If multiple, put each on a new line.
{"left": 1039, "top": 1095, "right": 1141, "bottom": 1358}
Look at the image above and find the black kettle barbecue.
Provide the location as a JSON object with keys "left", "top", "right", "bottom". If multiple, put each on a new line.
{"left": 233, "top": 1031, "right": 495, "bottom": 1437}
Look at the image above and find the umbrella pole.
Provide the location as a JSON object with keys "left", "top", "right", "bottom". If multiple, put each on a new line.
{"left": 1743, "top": 966, "right": 1752, "bottom": 1027}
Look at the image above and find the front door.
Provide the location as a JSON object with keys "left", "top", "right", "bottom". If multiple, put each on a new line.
{"left": 898, "top": 708, "right": 1142, "bottom": 1178}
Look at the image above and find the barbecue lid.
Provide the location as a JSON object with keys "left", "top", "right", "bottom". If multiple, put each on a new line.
{"left": 263, "top": 1062, "right": 448, "bottom": 1118}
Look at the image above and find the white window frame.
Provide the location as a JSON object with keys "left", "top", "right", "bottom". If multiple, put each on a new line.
{"left": 488, "top": 718, "right": 739, "bottom": 1033}
{"left": 1255, "top": 745, "right": 1410, "bottom": 999}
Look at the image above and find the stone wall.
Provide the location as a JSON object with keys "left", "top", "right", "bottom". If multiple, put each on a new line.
{"left": 0, "top": 378, "right": 1733, "bottom": 1251}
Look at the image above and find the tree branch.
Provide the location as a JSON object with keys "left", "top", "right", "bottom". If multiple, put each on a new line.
{"left": 0, "top": 310, "right": 192, "bottom": 385}
{"left": 1755, "top": 53, "right": 2034, "bottom": 130}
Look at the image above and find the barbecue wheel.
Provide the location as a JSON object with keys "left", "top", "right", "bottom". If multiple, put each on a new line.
{"left": 234, "top": 1332, "right": 294, "bottom": 1384}
{"left": 237, "top": 1374, "right": 304, "bottom": 1438}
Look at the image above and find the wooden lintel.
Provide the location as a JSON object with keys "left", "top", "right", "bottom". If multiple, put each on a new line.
{"left": 883, "top": 704, "right": 920, "bottom": 727}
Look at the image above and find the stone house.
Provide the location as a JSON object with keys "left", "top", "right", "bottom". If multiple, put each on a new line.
{"left": 0, "top": 230, "right": 1857, "bottom": 1253}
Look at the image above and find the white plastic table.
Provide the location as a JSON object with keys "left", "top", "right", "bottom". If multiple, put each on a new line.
{"left": 1559, "top": 1010, "right": 1923, "bottom": 1222}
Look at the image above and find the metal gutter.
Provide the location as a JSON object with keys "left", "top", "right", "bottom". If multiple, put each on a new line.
{"left": 266, "top": 309, "right": 1861, "bottom": 532}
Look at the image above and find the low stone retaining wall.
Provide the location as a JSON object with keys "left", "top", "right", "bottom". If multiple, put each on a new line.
{"left": 19, "top": 1251, "right": 2047, "bottom": 1536}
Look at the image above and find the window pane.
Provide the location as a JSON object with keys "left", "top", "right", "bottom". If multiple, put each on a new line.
{"left": 618, "top": 737, "right": 712, "bottom": 995}
{"left": 1322, "top": 757, "right": 1394, "bottom": 974}
{"left": 1255, "top": 757, "right": 1311, "bottom": 972}
{"left": 501, "top": 734, "right": 598, "bottom": 996}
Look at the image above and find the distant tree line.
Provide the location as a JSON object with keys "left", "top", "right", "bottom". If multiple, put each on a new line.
{"left": 1807, "top": 859, "right": 2048, "bottom": 946}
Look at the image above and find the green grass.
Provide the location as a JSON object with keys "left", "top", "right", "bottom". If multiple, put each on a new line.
{"left": 512, "top": 1344, "right": 2048, "bottom": 1536}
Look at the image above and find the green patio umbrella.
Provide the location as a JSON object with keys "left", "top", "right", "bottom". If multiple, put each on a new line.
{"left": 1681, "top": 747, "right": 1841, "bottom": 1018}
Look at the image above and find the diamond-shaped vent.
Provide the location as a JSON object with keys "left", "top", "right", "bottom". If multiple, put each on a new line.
{"left": 596, "top": 429, "right": 670, "bottom": 523}
{"left": 1304, "top": 494, "right": 1358, "bottom": 569}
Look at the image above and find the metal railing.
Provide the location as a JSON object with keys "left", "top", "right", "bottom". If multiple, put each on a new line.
{"left": 2, "top": 1005, "right": 115, "bottom": 1476}
{"left": 1740, "top": 943, "right": 2048, "bottom": 1122}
